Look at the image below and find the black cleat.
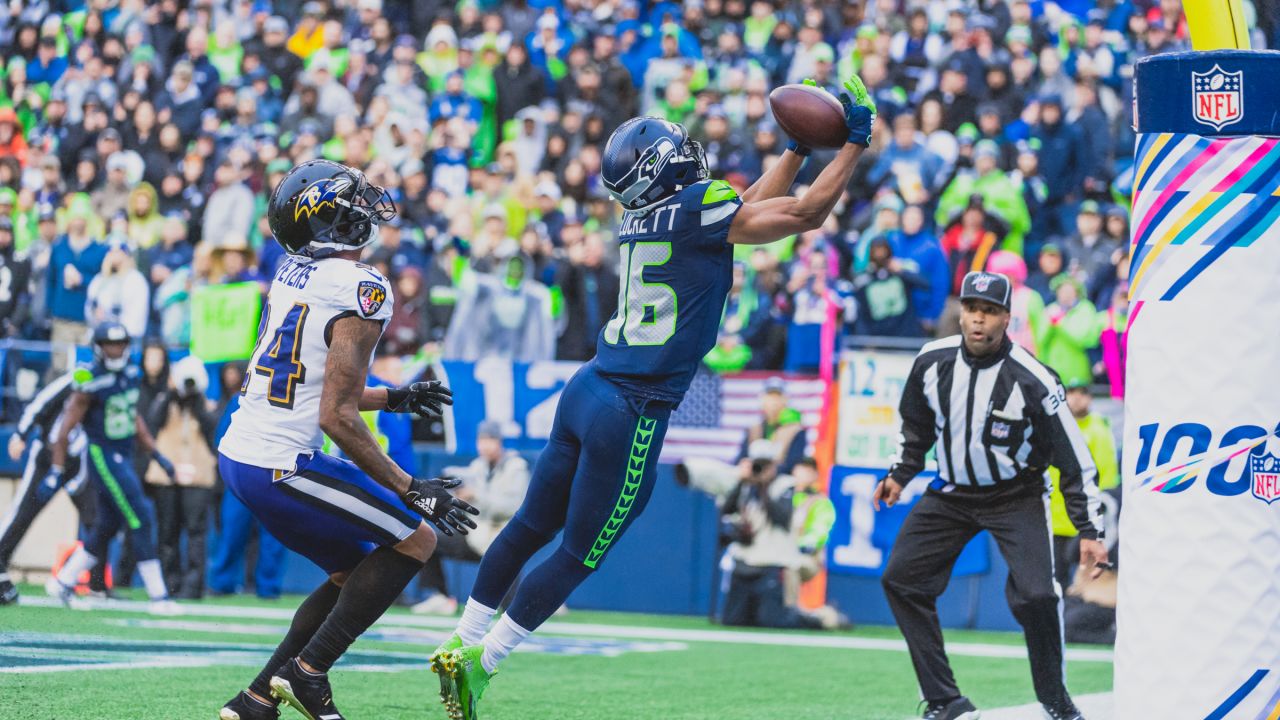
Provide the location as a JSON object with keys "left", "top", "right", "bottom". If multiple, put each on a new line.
{"left": 219, "top": 691, "right": 280, "bottom": 720}
{"left": 269, "top": 659, "right": 344, "bottom": 720}
{"left": 1043, "top": 701, "right": 1084, "bottom": 720}
{"left": 921, "top": 696, "right": 981, "bottom": 720}
{"left": 0, "top": 578, "right": 18, "bottom": 605}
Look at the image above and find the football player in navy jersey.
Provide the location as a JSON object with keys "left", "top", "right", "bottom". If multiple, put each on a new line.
{"left": 431, "top": 77, "right": 877, "bottom": 719}
{"left": 45, "top": 321, "right": 180, "bottom": 614}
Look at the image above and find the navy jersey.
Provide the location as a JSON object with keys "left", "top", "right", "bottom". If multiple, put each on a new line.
{"left": 594, "top": 179, "right": 743, "bottom": 401}
{"left": 73, "top": 361, "right": 142, "bottom": 455}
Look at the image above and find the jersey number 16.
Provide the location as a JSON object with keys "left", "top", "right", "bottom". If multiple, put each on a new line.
{"left": 603, "top": 242, "right": 676, "bottom": 347}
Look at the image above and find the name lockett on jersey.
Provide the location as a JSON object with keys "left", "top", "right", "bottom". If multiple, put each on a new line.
{"left": 618, "top": 204, "right": 680, "bottom": 236}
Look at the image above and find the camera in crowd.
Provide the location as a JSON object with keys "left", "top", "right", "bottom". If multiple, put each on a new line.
{"left": 171, "top": 355, "right": 209, "bottom": 399}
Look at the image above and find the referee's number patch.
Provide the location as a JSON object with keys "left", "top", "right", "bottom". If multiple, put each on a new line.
{"left": 1042, "top": 385, "right": 1067, "bottom": 415}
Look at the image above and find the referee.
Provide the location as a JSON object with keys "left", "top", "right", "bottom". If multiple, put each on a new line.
{"left": 873, "top": 271, "right": 1107, "bottom": 720}
{"left": 0, "top": 370, "right": 93, "bottom": 604}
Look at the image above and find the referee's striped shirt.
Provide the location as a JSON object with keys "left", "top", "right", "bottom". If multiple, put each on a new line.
{"left": 887, "top": 334, "right": 1104, "bottom": 539}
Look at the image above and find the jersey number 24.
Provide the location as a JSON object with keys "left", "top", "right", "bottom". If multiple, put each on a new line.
{"left": 243, "top": 302, "right": 309, "bottom": 409}
{"left": 603, "top": 242, "right": 676, "bottom": 347}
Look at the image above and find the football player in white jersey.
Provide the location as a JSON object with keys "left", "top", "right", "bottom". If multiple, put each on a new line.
{"left": 217, "top": 160, "right": 477, "bottom": 720}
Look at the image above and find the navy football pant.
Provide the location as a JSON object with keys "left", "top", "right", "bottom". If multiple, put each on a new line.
{"left": 471, "top": 363, "right": 671, "bottom": 631}
{"left": 83, "top": 444, "right": 158, "bottom": 563}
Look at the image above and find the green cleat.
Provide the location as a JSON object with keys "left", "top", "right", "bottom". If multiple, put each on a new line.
{"left": 429, "top": 634, "right": 463, "bottom": 718}
{"left": 449, "top": 645, "right": 494, "bottom": 720}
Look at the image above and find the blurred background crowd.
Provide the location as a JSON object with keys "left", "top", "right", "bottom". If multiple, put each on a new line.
{"left": 1, "top": 0, "right": 1277, "bottom": 393}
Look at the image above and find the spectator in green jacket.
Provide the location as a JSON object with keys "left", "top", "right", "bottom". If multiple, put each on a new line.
{"left": 1037, "top": 274, "right": 1100, "bottom": 385}
{"left": 935, "top": 140, "right": 1032, "bottom": 255}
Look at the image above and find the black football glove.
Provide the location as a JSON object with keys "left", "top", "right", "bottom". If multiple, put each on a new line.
{"left": 401, "top": 475, "right": 479, "bottom": 536}
{"left": 385, "top": 380, "right": 454, "bottom": 417}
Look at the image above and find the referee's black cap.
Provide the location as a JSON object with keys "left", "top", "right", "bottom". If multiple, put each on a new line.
{"left": 959, "top": 271, "right": 1012, "bottom": 311}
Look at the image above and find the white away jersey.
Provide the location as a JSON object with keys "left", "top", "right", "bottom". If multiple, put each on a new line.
{"left": 219, "top": 256, "right": 393, "bottom": 469}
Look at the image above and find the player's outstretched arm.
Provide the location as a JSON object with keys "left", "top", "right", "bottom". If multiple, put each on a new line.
{"left": 740, "top": 149, "right": 804, "bottom": 204}
{"left": 728, "top": 75, "right": 876, "bottom": 246}
{"left": 727, "top": 144, "right": 862, "bottom": 245}
{"left": 322, "top": 316, "right": 416, "bottom": 495}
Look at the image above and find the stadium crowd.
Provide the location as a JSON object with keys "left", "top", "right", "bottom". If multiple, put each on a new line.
{"left": 1, "top": 0, "right": 1276, "bottom": 397}
{"left": 0, "top": 0, "right": 1274, "bottom": 606}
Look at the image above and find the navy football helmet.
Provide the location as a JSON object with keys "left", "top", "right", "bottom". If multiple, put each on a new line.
{"left": 91, "top": 320, "right": 131, "bottom": 371}
{"left": 601, "top": 117, "right": 708, "bottom": 213}
{"left": 267, "top": 159, "right": 397, "bottom": 259}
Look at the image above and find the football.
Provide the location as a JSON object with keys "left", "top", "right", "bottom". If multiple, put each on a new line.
{"left": 768, "top": 83, "right": 848, "bottom": 149}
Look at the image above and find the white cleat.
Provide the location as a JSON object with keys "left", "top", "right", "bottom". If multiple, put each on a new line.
{"left": 147, "top": 598, "right": 182, "bottom": 616}
{"left": 411, "top": 594, "right": 459, "bottom": 615}
{"left": 44, "top": 577, "right": 74, "bottom": 606}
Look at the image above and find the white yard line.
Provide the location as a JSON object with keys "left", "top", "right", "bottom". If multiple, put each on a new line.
{"left": 17, "top": 596, "right": 1114, "bottom": 663}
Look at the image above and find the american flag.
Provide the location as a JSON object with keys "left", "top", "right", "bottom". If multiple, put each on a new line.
{"left": 659, "top": 370, "right": 829, "bottom": 463}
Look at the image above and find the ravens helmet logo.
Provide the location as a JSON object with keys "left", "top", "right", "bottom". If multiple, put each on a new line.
{"left": 293, "top": 178, "right": 349, "bottom": 222}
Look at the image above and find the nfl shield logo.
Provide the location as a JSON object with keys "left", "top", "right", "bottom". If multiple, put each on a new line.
{"left": 973, "top": 274, "right": 994, "bottom": 292}
{"left": 1250, "top": 451, "right": 1280, "bottom": 504}
{"left": 1192, "top": 65, "right": 1243, "bottom": 131}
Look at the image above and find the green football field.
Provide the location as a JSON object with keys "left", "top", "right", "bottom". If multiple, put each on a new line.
{"left": 0, "top": 584, "right": 1113, "bottom": 720}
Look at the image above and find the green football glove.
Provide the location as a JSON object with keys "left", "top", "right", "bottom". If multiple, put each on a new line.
{"left": 839, "top": 74, "right": 877, "bottom": 147}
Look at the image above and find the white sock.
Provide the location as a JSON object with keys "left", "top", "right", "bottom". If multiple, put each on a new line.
{"left": 56, "top": 547, "right": 97, "bottom": 587}
{"left": 480, "top": 614, "right": 531, "bottom": 673}
{"left": 455, "top": 597, "right": 497, "bottom": 646}
{"left": 137, "top": 559, "right": 168, "bottom": 600}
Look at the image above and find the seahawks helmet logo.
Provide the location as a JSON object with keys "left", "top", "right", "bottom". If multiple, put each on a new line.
{"left": 294, "top": 178, "right": 349, "bottom": 222}
{"left": 606, "top": 137, "right": 678, "bottom": 209}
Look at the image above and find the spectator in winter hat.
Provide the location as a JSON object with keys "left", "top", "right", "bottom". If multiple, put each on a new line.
{"left": 938, "top": 139, "right": 1031, "bottom": 255}
{"left": 85, "top": 240, "right": 150, "bottom": 338}
{"left": 92, "top": 152, "right": 134, "bottom": 221}
{"left": 160, "top": 61, "right": 205, "bottom": 141}
{"left": 1028, "top": 243, "right": 1067, "bottom": 304}
{"left": 852, "top": 237, "right": 929, "bottom": 338}
{"left": 1061, "top": 200, "right": 1121, "bottom": 283}
{"left": 126, "top": 182, "right": 164, "bottom": 250}
{"left": 986, "top": 250, "right": 1045, "bottom": 354}
{"left": 1038, "top": 274, "right": 1099, "bottom": 386}
{"left": 47, "top": 195, "right": 108, "bottom": 349}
